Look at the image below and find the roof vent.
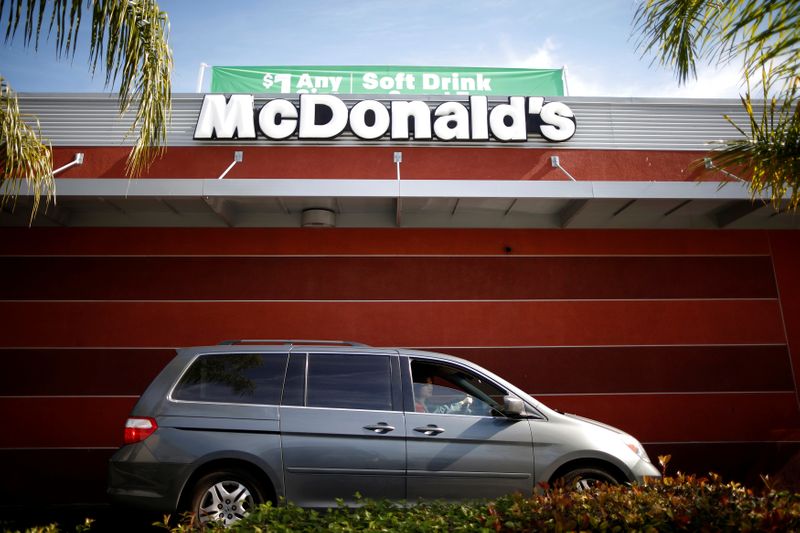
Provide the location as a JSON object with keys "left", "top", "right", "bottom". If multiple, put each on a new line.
{"left": 302, "top": 208, "right": 336, "bottom": 227}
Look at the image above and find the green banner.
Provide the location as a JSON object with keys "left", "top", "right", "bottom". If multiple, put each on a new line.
{"left": 210, "top": 66, "right": 564, "bottom": 96}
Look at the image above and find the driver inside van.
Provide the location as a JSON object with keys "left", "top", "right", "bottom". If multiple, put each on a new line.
{"left": 413, "top": 373, "right": 474, "bottom": 414}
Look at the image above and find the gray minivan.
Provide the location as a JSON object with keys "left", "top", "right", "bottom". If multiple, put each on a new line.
{"left": 108, "top": 341, "right": 659, "bottom": 526}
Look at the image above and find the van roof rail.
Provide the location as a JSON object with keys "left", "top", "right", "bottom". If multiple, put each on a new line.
{"left": 218, "top": 339, "right": 370, "bottom": 347}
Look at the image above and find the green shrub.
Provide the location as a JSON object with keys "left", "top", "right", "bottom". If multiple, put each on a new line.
{"left": 3, "top": 518, "right": 93, "bottom": 533}
{"left": 8, "top": 475, "right": 798, "bottom": 532}
{"left": 157, "top": 473, "right": 800, "bottom": 532}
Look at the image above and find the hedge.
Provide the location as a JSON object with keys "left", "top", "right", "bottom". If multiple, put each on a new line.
{"left": 155, "top": 472, "right": 800, "bottom": 532}
{"left": 8, "top": 472, "right": 800, "bottom": 532}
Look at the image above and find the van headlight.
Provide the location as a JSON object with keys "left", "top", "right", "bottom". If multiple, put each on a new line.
{"left": 621, "top": 434, "right": 651, "bottom": 463}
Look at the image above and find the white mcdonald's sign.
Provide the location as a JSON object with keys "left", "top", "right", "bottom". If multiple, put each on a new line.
{"left": 194, "top": 94, "right": 576, "bottom": 143}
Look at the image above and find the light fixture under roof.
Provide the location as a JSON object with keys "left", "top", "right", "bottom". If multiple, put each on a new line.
{"left": 301, "top": 208, "right": 336, "bottom": 227}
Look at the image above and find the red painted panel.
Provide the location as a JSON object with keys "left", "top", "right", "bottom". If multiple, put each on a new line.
{"left": 0, "top": 256, "right": 777, "bottom": 300}
{"left": 538, "top": 392, "right": 800, "bottom": 442}
{"left": 0, "top": 397, "right": 136, "bottom": 448}
{"left": 0, "top": 228, "right": 771, "bottom": 256}
{"left": 0, "top": 300, "right": 783, "bottom": 347}
{"left": 0, "top": 449, "right": 115, "bottom": 504}
{"left": 0, "top": 348, "right": 174, "bottom": 396}
{"left": 51, "top": 146, "right": 713, "bottom": 182}
{"left": 644, "top": 442, "right": 800, "bottom": 485}
{"left": 768, "top": 231, "right": 800, "bottom": 407}
{"left": 439, "top": 345, "right": 794, "bottom": 394}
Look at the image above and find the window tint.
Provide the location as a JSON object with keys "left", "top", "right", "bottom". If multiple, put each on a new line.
{"left": 281, "top": 353, "right": 306, "bottom": 406}
{"left": 172, "top": 353, "right": 288, "bottom": 405}
{"left": 306, "top": 354, "right": 392, "bottom": 411}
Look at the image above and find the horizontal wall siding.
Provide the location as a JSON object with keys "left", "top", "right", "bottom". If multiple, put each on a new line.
{"left": 769, "top": 232, "right": 800, "bottom": 413}
{"left": 0, "top": 397, "right": 136, "bottom": 448}
{"left": 538, "top": 393, "right": 800, "bottom": 443}
{"left": 0, "top": 348, "right": 174, "bottom": 396}
{"left": 644, "top": 442, "right": 800, "bottom": 486}
{"left": 0, "top": 228, "right": 772, "bottom": 256}
{"left": 440, "top": 346, "right": 794, "bottom": 394}
{"left": 0, "top": 300, "right": 785, "bottom": 347}
{"left": 18, "top": 94, "right": 749, "bottom": 151}
{"left": 0, "top": 227, "right": 798, "bottom": 504}
{"left": 0, "top": 256, "right": 778, "bottom": 300}
{"left": 0, "top": 449, "right": 114, "bottom": 504}
{"left": 1, "top": 345, "right": 791, "bottom": 397}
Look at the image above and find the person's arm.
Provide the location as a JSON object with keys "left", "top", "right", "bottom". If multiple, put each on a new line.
{"left": 431, "top": 396, "right": 473, "bottom": 414}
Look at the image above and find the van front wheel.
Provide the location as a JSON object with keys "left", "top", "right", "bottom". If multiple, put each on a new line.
{"left": 559, "top": 467, "right": 618, "bottom": 491}
{"left": 190, "top": 468, "right": 265, "bottom": 527}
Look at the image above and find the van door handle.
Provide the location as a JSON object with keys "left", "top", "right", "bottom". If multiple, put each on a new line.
{"left": 414, "top": 425, "right": 445, "bottom": 436}
{"left": 364, "top": 423, "right": 395, "bottom": 434}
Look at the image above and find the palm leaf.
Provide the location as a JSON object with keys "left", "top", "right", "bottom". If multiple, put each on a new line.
{"left": 706, "top": 70, "right": 800, "bottom": 208}
{"left": 86, "top": 0, "right": 172, "bottom": 175}
{"left": 0, "top": 76, "right": 54, "bottom": 223}
{"left": 633, "top": 0, "right": 723, "bottom": 85}
{"left": 0, "top": 0, "right": 172, "bottom": 218}
{"left": 635, "top": 0, "right": 800, "bottom": 208}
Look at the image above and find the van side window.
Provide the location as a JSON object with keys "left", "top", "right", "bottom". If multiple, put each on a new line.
{"left": 172, "top": 353, "right": 288, "bottom": 405}
{"left": 306, "top": 354, "right": 393, "bottom": 411}
{"left": 411, "top": 360, "right": 506, "bottom": 416}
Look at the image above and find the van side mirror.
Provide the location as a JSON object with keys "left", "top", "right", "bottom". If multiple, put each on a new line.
{"left": 503, "top": 396, "right": 524, "bottom": 417}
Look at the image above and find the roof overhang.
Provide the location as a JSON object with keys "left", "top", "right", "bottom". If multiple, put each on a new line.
{"left": 3, "top": 178, "right": 795, "bottom": 229}
{"left": 4, "top": 93, "right": 795, "bottom": 229}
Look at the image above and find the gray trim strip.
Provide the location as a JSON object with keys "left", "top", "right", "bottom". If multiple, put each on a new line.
{"left": 406, "top": 470, "right": 531, "bottom": 479}
{"left": 15, "top": 178, "right": 771, "bottom": 201}
{"left": 286, "top": 467, "right": 404, "bottom": 476}
{"left": 285, "top": 467, "right": 529, "bottom": 479}
{"left": 175, "top": 427, "right": 279, "bottom": 435}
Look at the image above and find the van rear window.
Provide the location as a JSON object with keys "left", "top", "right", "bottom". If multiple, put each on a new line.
{"left": 172, "top": 353, "right": 288, "bottom": 405}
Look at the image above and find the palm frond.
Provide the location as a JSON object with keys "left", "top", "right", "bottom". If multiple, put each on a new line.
{"left": 86, "top": 0, "right": 172, "bottom": 175}
{"left": 0, "top": 76, "right": 54, "bottom": 222}
{"left": 724, "top": 0, "right": 800, "bottom": 90}
{"left": 706, "top": 70, "right": 800, "bottom": 208}
{"left": 634, "top": 0, "right": 800, "bottom": 92}
{"left": 1, "top": 0, "right": 172, "bottom": 182}
{"left": 635, "top": 0, "right": 800, "bottom": 208}
{"left": 633, "top": 0, "right": 723, "bottom": 85}
{"left": 1, "top": 0, "right": 83, "bottom": 54}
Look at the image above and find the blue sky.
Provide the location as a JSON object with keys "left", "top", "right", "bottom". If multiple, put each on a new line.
{"left": 0, "top": 0, "right": 744, "bottom": 98}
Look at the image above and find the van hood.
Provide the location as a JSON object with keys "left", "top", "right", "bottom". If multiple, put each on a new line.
{"left": 562, "top": 412, "right": 627, "bottom": 436}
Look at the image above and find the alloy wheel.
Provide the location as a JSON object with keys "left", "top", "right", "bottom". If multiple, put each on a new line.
{"left": 197, "top": 479, "right": 254, "bottom": 526}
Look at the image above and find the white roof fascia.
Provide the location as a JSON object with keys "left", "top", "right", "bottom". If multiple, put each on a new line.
{"left": 19, "top": 178, "right": 767, "bottom": 201}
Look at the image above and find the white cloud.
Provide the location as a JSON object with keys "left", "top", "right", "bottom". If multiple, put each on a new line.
{"left": 497, "top": 34, "right": 747, "bottom": 98}
{"left": 566, "top": 62, "right": 746, "bottom": 98}
{"left": 563, "top": 69, "right": 608, "bottom": 97}
{"left": 638, "top": 63, "right": 745, "bottom": 98}
{"left": 501, "top": 36, "right": 561, "bottom": 69}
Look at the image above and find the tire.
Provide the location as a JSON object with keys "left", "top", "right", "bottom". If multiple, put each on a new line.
{"left": 190, "top": 468, "right": 265, "bottom": 527}
{"left": 558, "top": 466, "right": 619, "bottom": 491}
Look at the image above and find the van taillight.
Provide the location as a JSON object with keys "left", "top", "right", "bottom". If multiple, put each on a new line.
{"left": 124, "top": 417, "right": 158, "bottom": 444}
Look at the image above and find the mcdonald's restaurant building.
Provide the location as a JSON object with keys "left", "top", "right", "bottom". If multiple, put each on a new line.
{"left": 3, "top": 66, "right": 800, "bottom": 504}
